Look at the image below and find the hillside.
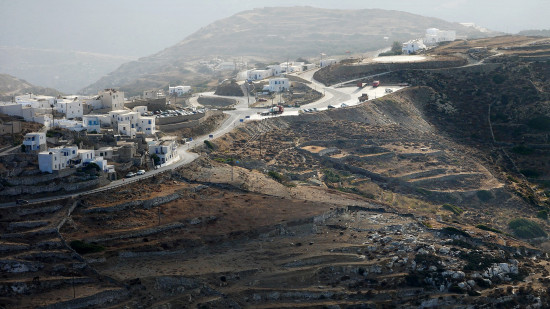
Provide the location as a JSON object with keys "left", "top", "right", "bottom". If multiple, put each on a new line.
{"left": 0, "top": 73, "right": 62, "bottom": 100}
{"left": 83, "top": 6, "right": 496, "bottom": 96}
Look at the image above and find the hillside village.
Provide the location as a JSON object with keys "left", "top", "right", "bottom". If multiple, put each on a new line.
{"left": 3, "top": 15, "right": 550, "bottom": 308}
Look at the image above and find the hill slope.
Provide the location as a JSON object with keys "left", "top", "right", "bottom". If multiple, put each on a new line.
{"left": 0, "top": 73, "right": 62, "bottom": 100}
{"left": 83, "top": 6, "right": 495, "bottom": 95}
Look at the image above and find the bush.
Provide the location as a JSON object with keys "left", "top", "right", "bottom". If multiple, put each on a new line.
{"left": 150, "top": 153, "right": 160, "bottom": 166}
{"left": 322, "top": 169, "right": 341, "bottom": 183}
{"left": 441, "top": 203, "right": 464, "bottom": 215}
{"left": 508, "top": 218, "right": 548, "bottom": 239}
{"left": 268, "top": 170, "right": 283, "bottom": 182}
{"left": 441, "top": 226, "right": 471, "bottom": 238}
{"left": 204, "top": 140, "right": 215, "bottom": 149}
{"left": 460, "top": 251, "right": 504, "bottom": 271}
{"left": 492, "top": 74, "right": 506, "bottom": 84}
{"left": 476, "top": 190, "right": 493, "bottom": 202}
{"left": 520, "top": 169, "right": 541, "bottom": 178}
{"left": 537, "top": 210, "right": 548, "bottom": 220}
{"left": 70, "top": 240, "right": 105, "bottom": 254}
{"left": 476, "top": 224, "right": 502, "bottom": 234}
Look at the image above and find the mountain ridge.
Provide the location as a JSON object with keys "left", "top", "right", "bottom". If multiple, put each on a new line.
{"left": 83, "top": 6, "right": 498, "bottom": 95}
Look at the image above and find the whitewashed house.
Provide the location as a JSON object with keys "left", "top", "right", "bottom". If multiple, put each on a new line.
{"left": 95, "top": 147, "right": 114, "bottom": 160}
{"left": 402, "top": 40, "right": 427, "bottom": 54}
{"left": 424, "top": 28, "right": 456, "bottom": 46}
{"left": 98, "top": 89, "right": 124, "bottom": 110}
{"left": 54, "top": 98, "right": 83, "bottom": 119}
{"left": 267, "top": 65, "right": 282, "bottom": 76}
{"left": 268, "top": 78, "right": 290, "bottom": 92}
{"left": 168, "top": 86, "right": 191, "bottom": 96}
{"left": 149, "top": 140, "right": 178, "bottom": 166}
{"left": 137, "top": 116, "right": 156, "bottom": 135}
{"left": 39, "top": 145, "right": 109, "bottom": 173}
{"left": 23, "top": 132, "right": 46, "bottom": 153}
{"left": 83, "top": 115, "right": 101, "bottom": 133}
{"left": 249, "top": 69, "right": 272, "bottom": 81}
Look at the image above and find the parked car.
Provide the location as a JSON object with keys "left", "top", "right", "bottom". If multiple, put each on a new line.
{"left": 340, "top": 103, "right": 348, "bottom": 108}
{"left": 258, "top": 98, "right": 267, "bottom": 102}
{"left": 136, "top": 170, "right": 146, "bottom": 175}
{"left": 16, "top": 199, "right": 29, "bottom": 205}
{"left": 327, "top": 105, "right": 335, "bottom": 109}
{"left": 125, "top": 172, "right": 136, "bottom": 178}
{"left": 385, "top": 88, "right": 393, "bottom": 93}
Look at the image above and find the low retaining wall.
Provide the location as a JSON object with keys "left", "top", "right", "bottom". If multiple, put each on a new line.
{"left": 157, "top": 110, "right": 223, "bottom": 131}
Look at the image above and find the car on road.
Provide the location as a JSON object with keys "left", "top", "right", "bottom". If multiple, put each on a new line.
{"left": 16, "top": 199, "right": 29, "bottom": 205}
{"left": 385, "top": 88, "right": 393, "bottom": 93}
{"left": 125, "top": 172, "right": 136, "bottom": 178}
{"left": 327, "top": 105, "right": 335, "bottom": 109}
{"left": 136, "top": 170, "right": 146, "bottom": 175}
{"left": 258, "top": 98, "right": 267, "bottom": 102}
{"left": 340, "top": 103, "right": 348, "bottom": 108}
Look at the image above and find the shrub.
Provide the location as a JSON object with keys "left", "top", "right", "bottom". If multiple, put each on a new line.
{"left": 460, "top": 251, "right": 504, "bottom": 271}
{"left": 508, "top": 218, "right": 548, "bottom": 239}
{"left": 447, "top": 239, "right": 475, "bottom": 249}
{"left": 476, "top": 190, "right": 493, "bottom": 202}
{"left": 476, "top": 224, "right": 503, "bottom": 234}
{"left": 537, "top": 210, "right": 548, "bottom": 220}
{"left": 322, "top": 169, "right": 341, "bottom": 183}
{"left": 204, "top": 140, "right": 215, "bottom": 149}
{"left": 441, "top": 226, "right": 471, "bottom": 238}
{"left": 492, "top": 74, "right": 506, "bottom": 84}
{"left": 70, "top": 240, "right": 105, "bottom": 254}
{"left": 441, "top": 203, "right": 464, "bottom": 215}
{"left": 268, "top": 170, "right": 283, "bottom": 182}
{"left": 150, "top": 153, "right": 160, "bottom": 166}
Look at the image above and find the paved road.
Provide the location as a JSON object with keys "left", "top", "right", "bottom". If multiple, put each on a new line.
{"left": 0, "top": 68, "right": 401, "bottom": 208}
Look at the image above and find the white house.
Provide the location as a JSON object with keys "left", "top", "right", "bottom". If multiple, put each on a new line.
{"left": 268, "top": 78, "right": 290, "bottom": 92}
{"left": 402, "top": 40, "right": 427, "bottom": 54}
{"left": 424, "top": 28, "right": 456, "bottom": 46}
{"left": 83, "top": 115, "right": 101, "bottom": 133}
{"left": 55, "top": 99, "right": 83, "bottom": 119}
{"left": 137, "top": 116, "right": 156, "bottom": 135}
{"left": 132, "top": 106, "right": 148, "bottom": 115}
{"left": 249, "top": 69, "right": 273, "bottom": 81}
{"left": 320, "top": 59, "right": 337, "bottom": 67}
{"left": 98, "top": 89, "right": 124, "bottom": 110}
{"left": 95, "top": 147, "right": 114, "bottom": 160}
{"left": 267, "top": 65, "right": 282, "bottom": 76}
{"left": 142, "top": 89, "right": 165, "bottom": 99}
{"left": 38, "top": 145, "right": 109, "bottom": 173}
{"left": 149, "top": 140, "right": 178, "bottom": 166}
{"left": 168, "top": 86, "right": 191, "bottom": 96}
{"left": 23, "top": 132, "right": 46, "bottom": 153}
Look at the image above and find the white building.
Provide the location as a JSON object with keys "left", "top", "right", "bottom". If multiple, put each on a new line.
{"left": 23, "top": 132, "right": 46, "bottom": 153}
{"left": 142, "top": 89, "right": 165, "bottom": 99}
{"left": 137, "top": 116, "right": 156, "bottom": 135}
{"left": 55, "top": 99, "right": 83, "bottom": 119}
{"left": 268, "top": 78, "right": 290, "bottom": 92}
{"left": 320, "top": 59, "right": 337, "bottom": 67}
{"left": 83, "top": 115, "right": 101, "bottom": 133}
{"left": 168, "top": 86, "right": 191, "bottom": 96}
{"left": 267, "top": 65, "right": 282, "bottom": 76}
{"left": 249, "top": 69, "right": 273, "bottom": 81}
{"left": 95, "top": 147, "right": 114, "bottom": 160}
{"left": 424, "top": 28, "right": 456, "bottom": 46}
{"left": 38, "top": 145, "right": 110, "bottom": 173}
{"left": 98, "top": 89, "right": 124, "bottom": 110}
{"left": 149, "top": 140, "right": 178, "bottom": 166}
{"left": 402, "top": 40, "right": 427, "bottom": 54}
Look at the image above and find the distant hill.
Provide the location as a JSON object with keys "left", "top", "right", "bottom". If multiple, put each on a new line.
{"left": 84, "top": 6, "right": 497, "bottom": 95}
{"left": 517, "top": 29, "right": 550, "bottom": 37}
{"left": 0, "top": 74, "right": 62, "bottom": 101}
{"left": 0, "top": 46, "right": 135, "bottom": 94}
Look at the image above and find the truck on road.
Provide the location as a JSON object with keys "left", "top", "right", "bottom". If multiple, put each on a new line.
{"left": 261, "top": 105, "right": 284, "bottom": 116}
{"left": 358, "top": 93, "right": 369, "bottom": 102}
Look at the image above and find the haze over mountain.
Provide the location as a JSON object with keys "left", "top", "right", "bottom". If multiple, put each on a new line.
{"left": 0, "top": 73, "right": 62, "bottom": 101}
{"left": 83, "top": 6, "right": 495, "bottom": 95}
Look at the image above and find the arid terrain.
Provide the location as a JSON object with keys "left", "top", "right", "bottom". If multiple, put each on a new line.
{"left": 2, "top": 35, "right": 550, "bottom": 308}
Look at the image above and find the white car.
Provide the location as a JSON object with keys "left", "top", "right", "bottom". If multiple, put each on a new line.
{"left": 385, "top": 88, "right": 393, "bottom": 93}
{"left": 125, "top": 172, "right": 136, "bottom": 178}
{"left": 136, "top": 170, "right": 145, "bottom": 175}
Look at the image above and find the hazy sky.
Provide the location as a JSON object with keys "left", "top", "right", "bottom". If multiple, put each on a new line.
{"left": 1, "top": 0, "right": 548, "bottom": 58}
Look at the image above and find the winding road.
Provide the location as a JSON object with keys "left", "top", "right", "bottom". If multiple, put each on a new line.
{"left": 1, "top": 68, "right": 403, "bottom": 208}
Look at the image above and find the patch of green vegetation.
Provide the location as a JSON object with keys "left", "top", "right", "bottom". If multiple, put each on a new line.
{"left": 70, "top": 240, "right": 105, "bottom": 254}
{"left": 441, "top": 203, "right": 464, "bottom": 215}
{"left": 537, "top": 210, "right": 548, "bottom": 220}
{"left": 476, "top": 224, "right": 502, "bottom": 234}
{"left": 441, "top": 226, "right": 471, "bottom": 238}
{"left": 322, "top": 169, "right": 341, "bottom": 183}
{"left": 204, "top": 140, "right": 215, "bottom": 149}
{"left": 476, "top": 190, "right": 493, "bottom": 202}
{"left": 507, "top": 175, "right": 519, "bottom": 183}
{"left": 520, "top": 169, "right": 541, "bottom": 178}
{"left": 508, "top": 218, "right": 548, "bottom": 239}
{"left": 527, "top": 116, "right": 550, "bottom": 131}
{"left": 511, "top": 145, "right": 534, "bottom": 155}
{"left": 460, "top": 251, "right": 504, "bottom": 271}
{"left": 268, "top": 170, "right": 283, "bottom": 182}
{"left": 150, "top": 153, "right": 160, "bottom": 166}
